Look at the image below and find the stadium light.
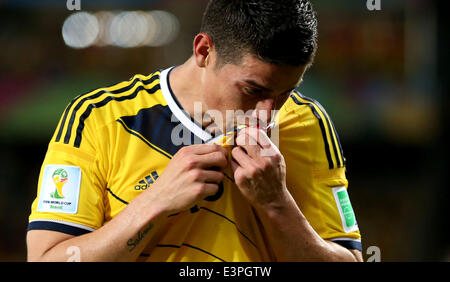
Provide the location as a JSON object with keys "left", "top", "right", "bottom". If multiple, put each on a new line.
{"left": 62, "top": 12, "right": 100, "bottom": 49}
{"left": 62, "top": 10, "right": 180, "bottom": 49}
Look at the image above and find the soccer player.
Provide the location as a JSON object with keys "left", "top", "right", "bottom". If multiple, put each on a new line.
{"left": 27, "top": 0, "right": 363, "bottom": 262}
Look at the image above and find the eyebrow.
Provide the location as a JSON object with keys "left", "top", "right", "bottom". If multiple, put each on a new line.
{"left": 243, "top": 79, "right": 302, "bottom": 94}
{"left": 243, "top": 80, "right": 273, "bottom": 92}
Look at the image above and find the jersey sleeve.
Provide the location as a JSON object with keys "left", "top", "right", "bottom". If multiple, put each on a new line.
{"left": 27, "top": 102, "right": 106, "bottom": 236}
{"left": 276, "top": 92, "right": 362, "bottom": 251}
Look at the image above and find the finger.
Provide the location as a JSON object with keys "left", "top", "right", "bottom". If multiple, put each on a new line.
{"left": 230, "top": 157, "right": 240, "bottom": 172}
{"left": 232, "top": 165, "right": 252, "bottom": 188}
{"left": 192, "top": 169, "right": 224, "bottom": 184}
{"left": 245, "top": 127, "right": 273, "bottom": 149}
{"left": 240, "top": 127, "right": 280, "bottom": 158}
{"left": 231, "top": 146, "right": 256, "bottom": 168}
{"left": 183, "top": 143, "right": 228, "bottom": 156}
{"left": 201, "top": 183, "right": 221, "bottom": 198}
{"left": 235, "top": 130, "right": 260, "bottom": 159}
{"left": 194, "top": 151, "right": 228, "bottom": 169}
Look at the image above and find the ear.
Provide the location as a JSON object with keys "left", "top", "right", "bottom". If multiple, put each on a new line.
{"left": 193, "top": 33, "right": 214, "bottom": 68}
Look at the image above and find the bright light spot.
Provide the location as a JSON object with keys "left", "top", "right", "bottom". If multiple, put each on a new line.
{"left": 141, "top": 12, "right": 161, "bottom": 46}
{"left": 62, "top": 10, "right": 179, "bottom": 49}
{"left": 94, "top": 11, "right": 115, "bottom": 47}
{"left": 146, "top": 10, "right": 180, "bottom": 47}
{"left": 109, "top": 11, "right": 149, "bottom": 48}
{"left": 62, "top": 12, "right": 99, "bottom": 49}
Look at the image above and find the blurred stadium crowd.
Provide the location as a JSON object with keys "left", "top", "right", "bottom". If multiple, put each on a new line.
{"left": 0, "top": 0, "right": 448, "bottom": 261}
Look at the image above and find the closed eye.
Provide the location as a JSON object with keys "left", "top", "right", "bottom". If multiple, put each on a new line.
{"left": 244, "top": 87, "right": 264, "bottom": 95}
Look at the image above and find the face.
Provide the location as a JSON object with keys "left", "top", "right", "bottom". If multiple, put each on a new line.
{"left": 201, "top": 51, "right": 307, "bottom": 133}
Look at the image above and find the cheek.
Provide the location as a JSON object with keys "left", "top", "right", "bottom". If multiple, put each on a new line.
{"left": 205, "top": 82, "right": 244, "bottom": 110}
{"left": 204, "top": 85, "right": 225, "bottom": 108}
{"left": 222, "top": 91, "right": 254, "bottom": 112}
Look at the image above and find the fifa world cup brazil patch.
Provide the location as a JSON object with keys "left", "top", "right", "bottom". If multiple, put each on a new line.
{"left": 37, "top": 165, "right": 81, "bottom": 214}
{"left": 332, "top": 186, "right": 359, "bottom": 233}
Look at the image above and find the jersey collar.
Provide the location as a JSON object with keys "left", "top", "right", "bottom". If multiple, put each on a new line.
{"left": 159, "top": 67, "right": 213, "bottom": 143}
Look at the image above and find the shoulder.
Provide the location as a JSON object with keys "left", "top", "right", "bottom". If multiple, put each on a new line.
{"left": 277, "top": 91, "right": 345, "bottom": 170}
{"left": 279, "top": 91, "right": 331, "bottom": 124}
{"left": 52, "top": 70, "right": 164, "bottom": 149}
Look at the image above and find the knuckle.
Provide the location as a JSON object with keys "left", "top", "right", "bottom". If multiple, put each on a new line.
{"left": 217, "top": 172, "right": 225, "bottom": 181}
{"left": 216, "top": 151, "right": 228, "bottom": 163}
{"left": 185, "top": 157, "right": 198, "bottom": 170}
{"left": 235, "top": 134, "right": 247, "bottom": 146}
{"left": 177, "top": 146, "right": 190, "bottom": 158}
{"left": 273, "top": 152, "right": 283, "bottom": 162}
{"left": 212, "top": 143, "right": 222, "bottom": 151}
{"left": 234, "top": 170, "right": 246, "bottom": 186}
{"left": 231, "top": 146, "right": 241, "bottom": 155}
{"left": 189, "top": 169, "right": 202, "bottom": 181}
{"left": 248, "top": 166, "right": 260, "bottom": 178}
{"left": 179, "top": 146, "right": 189, "bottom": 154}
{"left": 209, "top": 143, "right": 222, "bottom": 153}
{"left": 219, "top": 145, "right": 228, "bottom": 155}
{"left": 261, "top": 159, "right": 272, "bottom": 171}
{"left": 194, "top": 183, "right": 209, "bottom": 196}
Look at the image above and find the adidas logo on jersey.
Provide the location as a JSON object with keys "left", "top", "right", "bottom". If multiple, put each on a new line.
{"left": 134, "top": 171, "right": 159, "bottom": 191}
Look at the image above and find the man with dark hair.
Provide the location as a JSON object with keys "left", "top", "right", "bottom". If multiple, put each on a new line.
{"left": 27, "top": 0, "right": 362, "bottom": 261}
{"left": 200, "top": 0, "right": 318, "bottom": 66}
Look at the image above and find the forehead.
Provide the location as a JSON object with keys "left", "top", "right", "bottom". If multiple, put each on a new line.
{"left": 218, "top": 54, "right": 306, "bottom": 89}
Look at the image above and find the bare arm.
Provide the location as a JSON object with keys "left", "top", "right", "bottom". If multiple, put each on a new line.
{"left": 231, "top": 127, "right": 362, "bottom": 262}
{"left": 253, "top": 195, "right": 362, "bottom": 261}
{"left": 27, "top": 144, "right": 228, "bottom": 262}
{"left": 27, "top": 189, "right": 168, "bottom": 262}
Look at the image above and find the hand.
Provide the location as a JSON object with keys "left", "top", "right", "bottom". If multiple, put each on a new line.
{"left": 149, "top": 144, "right": 228, "bottom": 214}
{"left": 230, "top": 127, "right": 290, "bottom": 211}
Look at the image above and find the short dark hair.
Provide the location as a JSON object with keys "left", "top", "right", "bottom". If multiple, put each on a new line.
{"left": 200, "top": 0, "right": 318, "bottom": 67}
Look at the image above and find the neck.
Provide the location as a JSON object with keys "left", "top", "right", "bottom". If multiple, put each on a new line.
{"left": 168, "top": 58, "right": 220, "bottom": 134}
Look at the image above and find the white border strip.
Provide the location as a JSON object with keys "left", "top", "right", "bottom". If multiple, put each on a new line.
{"left": 329, "top": 237, "right": 361, "bottom": 243}
{"left": 29, "top": 219, "right": 96, "bottom": 232}
{"left": 159, "top": 67, "right": 212, "bottom": 142}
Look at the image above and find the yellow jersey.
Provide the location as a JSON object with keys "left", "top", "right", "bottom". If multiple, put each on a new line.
{"left": 28, "top": 67, "right": 362, "bottom": 261}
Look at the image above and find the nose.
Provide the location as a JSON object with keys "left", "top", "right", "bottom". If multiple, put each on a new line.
{"left": 256, "top": 98, "right": 275, "bottom": 113}
{"left": 254, "top": 98, "right": 275, "bottom": 124}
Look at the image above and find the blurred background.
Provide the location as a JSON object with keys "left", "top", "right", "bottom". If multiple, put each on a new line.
{"left": 0, "top": 0, "right": 448, "bottom": 261}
